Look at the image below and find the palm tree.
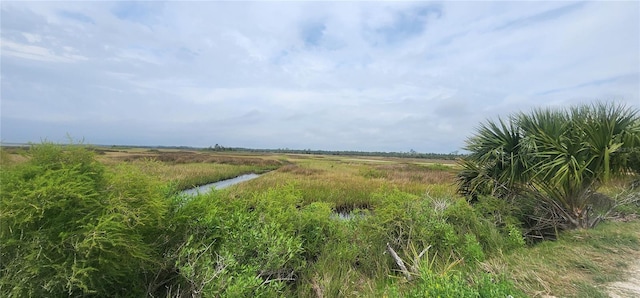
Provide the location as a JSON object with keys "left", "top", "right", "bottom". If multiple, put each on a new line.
{"left": 458, "top": 102, "right": 640, "bottom": 230}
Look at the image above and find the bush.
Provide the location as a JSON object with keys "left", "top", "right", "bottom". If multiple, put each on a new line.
{"left": 360, "top": 187, "right": 527, "bottom": 284}
{"left": 0, "top": 143, "right": 168, "bottom": 297}
{"left": 472, "top": 195, "right": 522, "bottom": 228}
{"left": 458, "top": 102, "right": 640, "bottom": 230}
{"left": 160, "top": 185, "right": 333, "bottom": 297}
{"left": 396, "top": 268, "right": 520, "bottom": 298}
{"left": 299, "top": 202, "right": 336, "bottom": 260}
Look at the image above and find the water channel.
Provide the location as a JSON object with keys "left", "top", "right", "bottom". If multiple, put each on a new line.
{"left": 181, "top": 173, "right": 261, "bottom": 196}
{"left": 181, "top": 173, "right": 372, "bottom": 221}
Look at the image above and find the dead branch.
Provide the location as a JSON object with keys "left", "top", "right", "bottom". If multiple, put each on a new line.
{"left": 386, "top": 242, "right": 412, "bottom": 281}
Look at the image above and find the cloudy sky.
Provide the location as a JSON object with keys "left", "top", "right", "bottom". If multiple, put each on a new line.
{"left": 1, "top": 1, "right": 638, "bottom": 153}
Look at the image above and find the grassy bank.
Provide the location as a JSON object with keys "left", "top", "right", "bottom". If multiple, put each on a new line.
{"left": 485, "top": 219, "right": 640, "bottom": 297}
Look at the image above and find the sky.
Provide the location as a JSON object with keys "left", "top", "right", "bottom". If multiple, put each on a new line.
{"left": 1, "top": 1, "right": 638, "bottom": 153}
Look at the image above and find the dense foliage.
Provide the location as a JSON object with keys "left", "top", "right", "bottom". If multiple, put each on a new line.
{"left": 0, "top": 144, "right": 168, "bottom": 296}
{"left": 458, "top": 102, "right": 640, "bottom": 232}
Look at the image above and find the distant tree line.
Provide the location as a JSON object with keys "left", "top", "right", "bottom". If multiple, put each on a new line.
{"left": 204, "top": 145, "right": 464, "bottom": 160}
{"left": 3, "top": 143, "right": 463, "bottom": 160}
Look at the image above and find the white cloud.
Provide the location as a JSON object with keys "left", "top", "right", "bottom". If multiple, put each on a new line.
{"left": 1, "top": 1, "right": 638, "bottom": 152}
{"left": 1, "top": 39, "right": 87, "bottom": 62}
{"left": 22, "top": 33, "right": 42, "bottom": 43}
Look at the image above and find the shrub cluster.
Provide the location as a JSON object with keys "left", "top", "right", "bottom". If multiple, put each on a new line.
{"left": 158, "top": 184, "right": 336, "bottom": 297}
{"left": 361, "top": 188, "right": 525, "bottom": 269}
{"left": 324, "top": 187, "right": 525, "bottom": 296}
{"left": 0, "top": 144, "right": 168, "bottom": 296}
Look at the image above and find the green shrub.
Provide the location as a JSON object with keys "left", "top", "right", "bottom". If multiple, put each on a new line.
{"left": 362, "top": 187, "right": 525, "bottom": 282}
{"left": 506, "top": 224, "right": 526, "bottom": 250}
{"left": 385, "top": 237, "right": 521, "bottom": 298}
{"left": 443, "top": 197, "right": 528, "bottom": 255}
{"left": 444, "top": 199, "right": 481, "bottom": 234}
{"left": 472, "top": 195, "right": 522, "bottom": 228}
{"left": 299, "top": 202, "right": 336, "bottom": 260}
{"left": 162, "top": 185, "right": 315, "bottom": 297}
{"left": 462, "top": 233, "right": 485, "bottom": 263}
{"left": 425, "top": 219, "right": 459, "bottom": 253}
{"left": 397, "top": 269, "right": 521, "bottom": 298}
{"left": 0, "top": 143, "right": 168, "bottom": 297}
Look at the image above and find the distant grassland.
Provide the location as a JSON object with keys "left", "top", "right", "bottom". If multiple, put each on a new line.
{"left": 229, "top": 155, "right": 458, "bottom": 210}
{"left": 97, "top": 149, "right": 284, "bottom": 190}
{"left": 95, "top": 148, "right": 459, "bottom": 198}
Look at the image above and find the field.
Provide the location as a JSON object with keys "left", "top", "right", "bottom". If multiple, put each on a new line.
{"left": 1, "top": 145, "right": 639, "bottom": 297}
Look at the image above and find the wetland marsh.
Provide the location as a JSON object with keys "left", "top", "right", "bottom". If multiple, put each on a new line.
{"left": 1, "top": 144, "right": 638, "bottom": 297}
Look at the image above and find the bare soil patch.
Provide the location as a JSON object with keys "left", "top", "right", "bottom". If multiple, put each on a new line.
{"left": 606, "top": 222, "right": 640, "bottom": 298}
{"left": 607, "top": 253, "right": 640, "bottom": 298}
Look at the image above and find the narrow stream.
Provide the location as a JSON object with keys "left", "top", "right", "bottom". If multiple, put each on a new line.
{"left": 331, "top": 209, "right": 371, "bottom": 221}
{"left": 181, "top": 173, "right": 261, "bottom": 196}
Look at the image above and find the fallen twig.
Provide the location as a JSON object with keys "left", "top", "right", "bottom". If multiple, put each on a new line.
{"left": 386, "top": 242, "right": 412, "bottom": 281}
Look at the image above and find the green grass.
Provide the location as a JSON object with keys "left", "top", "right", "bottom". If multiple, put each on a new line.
{"left": 227, "top": 156, "right": 457, "bottom": 208}
{"left": 148, "top": 161, "right": 277, "bottom": 190}
{"left": 483, "top": 220, "right": 640, "bottom": 297}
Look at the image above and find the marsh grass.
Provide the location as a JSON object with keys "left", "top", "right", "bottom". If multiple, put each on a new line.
{"left": 141, "top": 161, "right": 278, "bottom": 190}
{"left": 98, "top": 149, "right": 283, "bottom": 190}
{"left": 228, "top": 157, "right": 458, "bottom": 210}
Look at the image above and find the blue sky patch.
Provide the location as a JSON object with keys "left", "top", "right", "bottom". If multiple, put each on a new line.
{"left": 111, "top": 2, "right": 159, "bottom": 24}
{"left": 301, "top": 21, "right": 326, "bottom": 47}
{"left": 374, "top": 4, "right": 442, "bottom": 44}
{"left": 59, "top": 10, "right": 95, "bottom": 24}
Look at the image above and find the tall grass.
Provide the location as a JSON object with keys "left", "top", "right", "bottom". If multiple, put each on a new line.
{"left": 228, "top": 158, "right": 457, "bottom": 209}
{"left": 142, "top": 160, "right": 278, "bottom": 190}
{"left": 96, "top": 149, "right": 283, "bottom": 190}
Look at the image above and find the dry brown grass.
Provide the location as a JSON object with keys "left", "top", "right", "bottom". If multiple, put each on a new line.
{"left": 101, "top": 150, "right": 283, "bottom": 167}
{"left": 277, "top": 164, "right": 325, "bottom": 176}
{"left": 374, "top": 163, "right": 456, "bottom": 185}
{"left": 223, "top": 155, "right": 460, "bottom": 210}
{"left": 0, "top": 149, "right": 29, "bottom": 165}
